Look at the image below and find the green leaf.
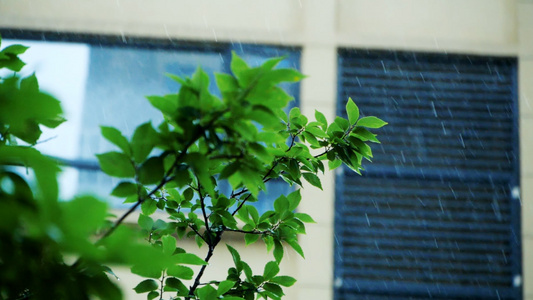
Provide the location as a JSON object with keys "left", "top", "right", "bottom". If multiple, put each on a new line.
{"left": 174, "top": 253, "right": 207, "bottom": 265}
{"left": 242, "top": 262, "right": 253, "bottom": 281}
{"left": 138, "top": 214, "right": 154, "bottom": 231}
{"left": 295, "top": 213, "right": 316, "bottom": 223}
{"left": 1, "top": 44, "right": 29, "bottom": 55}
{"left": 141, "top": 198, "right": 158, "bottom": 215}
{"left": 61, "top": 196, "right": 108, "bottom": 239}
{"left": 230, "top": 51, "right": 250, "bottom": 82}
{"left": 263, "top": 283, "right": 284, "bottom": 297}
{"left": 111, "top": 181, "right": 137, "bottom": 197}
{"left": 314, "top": 110, "right": 328, "bottom": 129}
{"left": 244, "top": 233, "right": 260, "bottom": 245}
{"left": 226, "top": 244, "right": 241, "bottom": 267}
{"left": 328, "top": 159, "right": 342, "bottom": 170}
{"left": 147, "top": 291, "right": 159, "bottom": 300}
{"left": 165, "top": 277, "right": 189, "bottom": 296}
{"left": 20, "top": 73, "right": 39, "bottom": 92}
{"left": 186, "top": 152, "right": 215, "bottom": 197}
{"left": 131, "top": 122, "right": 159, "bottom": 163}
{"left": 138, "top": 156, "right": 164, "bottom": 185}
{"left": 351, "top": 127, "right": 381, "bottom": 143}
{"left": 302, "top": 173, "right": 322, "bottom": 190}
{"left": 286, "top": 190, "right": 301, "bottom": 211}
{"left": 215, "top": 73, "right": 239, "bottom": 93}
{"left": 263, "top": 261, "right": 280, "bottom": 280}
{"left": 162, "top": 235, "right": 177, "bottom": 256}
{"left": 287, "top": 239, "right": 305, "bottom": 258}
{"left": 273, "top": 195, "right": 289, "bottom": 214}
{"left": 356, "top": 116, "right": 388, "bottom": 128}
{"left": 133, "top": 279, "right": 158, "bottom": 293}
{"left": 270, "top": 276, "right": 297, "bottom": 287}
{"left": 217, "top": 280, "right": 236, "bottom": 296}
{"left": 100, "top": 126, "right": 131, "bottom": 156}
{"left": 167, "top": 265, "right": 194, "bottom": 280}
{"left": 346, "top": 97, "right": 360, "bottom": 125}
{"left": 131, "top": 264, "right": 163, "bottom": 279}
{"left": 263, "top": 68, "right": 304, "bottom": 84}
{"left": 96, "top": 152, "right": 135, "bottom": 178}
{"left": 146, "top": 95, "right": 178, "bottom": 115}
{"left": 334, "top": 116, "right": 350, "bottom": 131}
{"left": 197, "top": 285, "right": 217, "bottom": 300}
{"left": 273, "top": 240, "right": 284, "bottom": 263}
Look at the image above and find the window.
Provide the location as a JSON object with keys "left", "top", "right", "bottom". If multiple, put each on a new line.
{"left": 2, "top": 31, "right": 300, "bottom": 211}
{"left": 335, "top": 50, "right": 521, "bottom": 299}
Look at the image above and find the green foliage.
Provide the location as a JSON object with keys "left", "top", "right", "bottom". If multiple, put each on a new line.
{"left": 0, "top": 36, "right": 386, "bottom": 300}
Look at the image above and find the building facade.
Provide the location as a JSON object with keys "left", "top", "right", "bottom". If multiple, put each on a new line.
{"left": 1, "top": 1, "right": 532, "bottom": 299}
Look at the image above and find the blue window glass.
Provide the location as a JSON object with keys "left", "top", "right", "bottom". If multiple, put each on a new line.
{"left": 2, "top": 32, "right": 301, "bottom": 211}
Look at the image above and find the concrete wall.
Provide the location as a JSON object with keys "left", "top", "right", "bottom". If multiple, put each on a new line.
{"left": 1, "top": 0, "right": 531, "bottom": 299}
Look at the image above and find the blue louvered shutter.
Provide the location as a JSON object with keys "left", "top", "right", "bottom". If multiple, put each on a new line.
{"left": 335, "top": 50, "right": 520, "bottom": 300}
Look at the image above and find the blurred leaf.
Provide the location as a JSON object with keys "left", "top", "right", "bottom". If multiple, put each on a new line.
{"left": 138, "top": 214, "right": 153, "bottom": 231}
{"left": 162, "top": 235, "right": 177, "bottom": 256}
{"left": 111, "top": 181, "right": 137, "bottom": 197}
{"left": 138, "top": 156, "right": 164, "bottom": 185}
{"left": 131, "top": 122, "right": 159, "bottom": 163}
{"left": 96, "top": 152, "right": 135, "bottom": 178}
{"left": 147, "top": 291, "right": 159, "bottom": 300}
{"left": 186, "top": 152, "right": 215, "bottom": 197}
{"left": 147, "top": 95, "right": 178, "bottom": 115}
{"left": 133, "top": 279, "right": 158, "bottom": 293}
{"left": 1, "top": 44, "right": 29, "bottom": 55}
{"left": 230, "top": 51, "right": 250, "bottom": 83}
{"left": 141, "top": 198, "right": 157, "bottom": 215}
{"left": 215, "top": 73, "right": 239, "bottom": 93}
{"left": 101, "top": 126, "right": 131, "bottom": 156}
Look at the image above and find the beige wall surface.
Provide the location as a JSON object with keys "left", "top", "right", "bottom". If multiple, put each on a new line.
{"left": 1, "top": 0, "right": 532, "bottom": 299}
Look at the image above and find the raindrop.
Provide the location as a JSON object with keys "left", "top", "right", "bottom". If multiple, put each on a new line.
{"left": 486, "top": 62, "right": 493, "bottom": 74}
{"left": 419, "top": 72, "right": 425, "bottom": 82}
{"left": 212, "top": 28, "right": 218, "bottom": 42}
{"left": 120, "top": 31, "right": 126, "bottom": 44}
{"left": 441, "top": 122, "right": 447, "bottom": 135}
{"left": 492, "top": 197, "right": 502, "bottom": 222}
{"left": 365, "top": 213, "right": 371, "bottom": 226}
{"left": 355, "top": 76, "right": 362, "bottom": 87}
{"left": 459, "top": 134, "right": 465, "bottom": 148}
{"left": 163, "top": 24, "right": 171, "bottom": 40}
{"left": 380, "top": 60, "right": 387, "bottom": 73}
{"left": 453, "top": 64, "right": 460, "bottom": 73}
{"left": 431, "top": 101, "right": 438, "bottom": 117}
